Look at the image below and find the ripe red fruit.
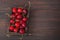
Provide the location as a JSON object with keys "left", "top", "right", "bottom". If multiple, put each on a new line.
{"left": 22, "top": 17, "right": 28, "bottom": 22}
{"left": 20, "top": 26, "right": 23, "bottom": 28}
{"left": 23, "top": 9, "right": 27, "bottom": 14}
{"left": 15, "top": 22, "right": 20, "bottom": 27}
{"left": 15, "top": 13, "right": 19, "bottom": 16}
{"left": 14, "top": 28, "right": 18, "bottom": 32}
{"left": 10, "top": 14, "right": 15, "bottom": 18}
{"left": 16, "top": 15, "right": 22, "bottom": 19}
{"left": 10, "top": 20, "right": 14, "bottom": 23}
{"left": 9, "top": 26, "right": 14, "bottom": 31}
{"left": 15, "top": 19, "right": 20, "bottom": 22}
{"left": 12, "top": 8, "right": 17, "bottom": 13}
{"left": 19, "top": 29, "right": 25, "bottom": 34}
{"left": 22, "top": 23, "right": 26, "bottom": 27}
{"left": 17, "top": 8, "right": 22, "bottom": 13}
{"left": 20, "top": 20, "right": 24, "bottom": 24}
{"left": 20, "top": 25, "right": 26, "bottom": 28}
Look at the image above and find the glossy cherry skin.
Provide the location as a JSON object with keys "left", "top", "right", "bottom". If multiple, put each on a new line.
{"left": 10, "top": 20, "right": 14, "bottom": 24}
{"left": 14, "top": 28, "right": 18, "bottom": 32}
{"left": 22, "top": 17, "right": 28, "bottom": 22}
{"left": 10, "top": 14, "right": 15, "bottom": 18}
{"left": 20, "top": 25, "right": 26, "bottom": 28}
{"left": 15, "top": 13, "right": 19, "bottom": 16}
{"left": 9, "top": 26, "right": 14, "bottom": 31}
{"left": 23, "top": 9, "right": 27, "bottom": 14}
{"left": 20, "top": 20, "right": 24, "bottom": 24}
{"left": 19, "top": 29, "right": 25, "bottom": 34}
{"left": 15, "top": 19, "right": 20, "bottom": 22}
{"left": 16, "top": 15, "right": 22, "bottom": 19}
{"left": 17, "top": 8, "right": 23, "bottom": 13}
{"left": 20, "top": 26, "right": 23, "bottom": 28}
{"left": 21, "top": 23, "right": 26, "bottom": 28}
{"left": 12, "top": 8, "right": 17, "bottom": 13}
{"left": 15, "top": 22, "right": 20, "bottom": 27}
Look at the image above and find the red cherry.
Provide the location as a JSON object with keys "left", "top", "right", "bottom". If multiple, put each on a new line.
{"left": 15, "top": 19, "right": 20, "bottom": 22}
{"left": 12, "top": 8, "right": 17, "bottom": 13}
{"left": 20, "top": 20, "right": 24, "bottom": 24}
{"left": 20, "top": 26, "right": 23, "bottom": 28}
{"left": 15, "top": 22, "right": 20, "bottom": 27}
{"left": 16, "top": 15, "right": 22, "bottom": 19}
{"left": 9, "top": 26, "right": 14, "bottom": 31}
{"left": 15, "top": 13, "right": 19, "bottom": 16}
{"left": 23, "top": 9, "right": 27, "bottom": 14}
{"left": 22, "top": 23, "right": 26, "bottom": 27}
{"left": 14, "top": 28, "right": 18, "bottom": 32}
{"left": 20, "top": 26, "right": 25, "bottom": 28}
{"left": 10, "top": 20, "right": 14, "bottom": 23}
{"left": 17, "top": 8, "right": 22, "bottom": 13}
{"left": 22, "top": 17, "right": 28, "bottom": 22}
{"left": 19, "top": 29, "right": 25, "bottom": 34}
{"left": 10, "top": 14, "right": 15, "bottom": 18}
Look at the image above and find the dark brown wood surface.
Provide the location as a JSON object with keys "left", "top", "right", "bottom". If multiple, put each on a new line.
{"left": 0, "top": 0, "right": 60, "bottom": 40}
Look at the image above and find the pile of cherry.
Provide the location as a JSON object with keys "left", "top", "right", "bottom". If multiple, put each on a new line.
{"left": 9, "top": 7, "right": 28, "bottom": 34}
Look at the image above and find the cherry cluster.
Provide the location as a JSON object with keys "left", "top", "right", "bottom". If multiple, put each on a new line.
{"left": 9, "top": 7, "right": 28, "bottom": 34}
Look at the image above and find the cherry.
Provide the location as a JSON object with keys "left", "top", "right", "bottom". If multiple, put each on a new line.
{"left": 12, "top": 8, "right": 17, "bottom": 13}
{"left": 15, "top": 22, "right": 20, "bottom": 27}
{"left": 14, "top": 28, "right": 18, "bottom": 32}
{"left": 22, "top": 23, "right": 26, "bottom": 27}
{"left": 23, "top": 9, "right": 27, "bottom": 14}
{"left": 17, "top": 8, "right": 23, "bottom": 13}
{"left": 15, "top": 19, "right": 20, "bottom": 22}
{"left": 19, "top": 29, "right": 25, "bottom": 34}
{"left": 15, "top": 13, "right": 19, "bottom": 16}
{"left": 20, "top": 26, "right": 25, "bottom": 28}
{"left": 20, "top": 20, "right": 24, "bottom": 24}
{"left": 10, "top": 14, "right": 15, "bottom": 18}
{"left": 22, "top": 17, "right": 28, "bottom": 22}
{"left": 9, "top": 26, "right": 14, "bottom": 31}
{"left": 16, "top": 15, "right": 22, "bottom": 19}
{"left": 10, "top": 20, "right": 14, "bottom": 24}
{"left": 20, "top": 26, "right": 23, "bottom": 28}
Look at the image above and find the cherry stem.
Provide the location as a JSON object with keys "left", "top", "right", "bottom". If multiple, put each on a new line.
{"left": 20, "top": 34, "right": 24, "bottom": 40}
{"left": 28, "top": 1, "right": 31, "bottom": 10}
{"left": 5, "top": 13, "right": 10, "bottom": 17}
